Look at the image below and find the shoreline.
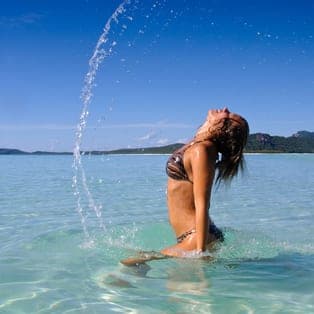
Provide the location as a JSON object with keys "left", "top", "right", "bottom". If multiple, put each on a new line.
{"left": 0, "top": 150, "right": 313, "bottom": 156}
{"left": 1, "top": 130, "right": 314, "bottom": 154}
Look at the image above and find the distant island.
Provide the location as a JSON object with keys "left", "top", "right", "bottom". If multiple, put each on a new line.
{"left": 1, "top": 131, "right": 314, "bottom": 155}
{"left": 245, "top": 130, "right": 314, "bottom": 153}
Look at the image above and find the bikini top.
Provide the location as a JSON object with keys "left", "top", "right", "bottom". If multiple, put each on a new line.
{"left": 166, "top": 139, "right": 210, "bottom": 182}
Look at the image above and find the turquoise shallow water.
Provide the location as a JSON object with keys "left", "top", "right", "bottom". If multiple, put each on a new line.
{"left": 0, "top": 154, "right": 313, "bottom": 313}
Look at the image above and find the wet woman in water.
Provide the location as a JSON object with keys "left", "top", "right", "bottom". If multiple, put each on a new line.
{"left": 121, "top": 108, "right": 249, "bottom": 264}
{"left": 161, "top": 107, "right": 249, "bottom": 257}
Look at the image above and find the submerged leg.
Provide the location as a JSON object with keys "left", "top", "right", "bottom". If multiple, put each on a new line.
{"left": 121, "top": 226, "right": 224, "bottom": 266}
{"left": 120, "top": 251, "right": 168, "bottom": 266}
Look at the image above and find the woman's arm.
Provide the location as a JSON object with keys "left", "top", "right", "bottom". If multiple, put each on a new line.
{"left": 190, "top": 143, "right": 216, "bottom": 251}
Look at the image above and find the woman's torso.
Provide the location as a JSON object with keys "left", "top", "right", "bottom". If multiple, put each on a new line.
{"left": 166, "top": 140, "right": 217, "bottom": 237}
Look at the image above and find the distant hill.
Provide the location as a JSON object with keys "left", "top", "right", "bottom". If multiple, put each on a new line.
{"left": 245, "top": 131, "right": 314, "bottom": 153}
{"left": 1, "top": 131, "right": 314, "bottom": 155}
{"left": 0, "top": 148, "right": 29, "bottom": 154}
{"left": 0, "top": 149, "right": 70, "bottom": 155}
{"left": 88, "top": 143, "right": 183, "bottom": 155}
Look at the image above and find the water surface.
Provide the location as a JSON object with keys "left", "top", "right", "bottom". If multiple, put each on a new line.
{"left": 0, "top": 154, "right": 313, "bottom": 313}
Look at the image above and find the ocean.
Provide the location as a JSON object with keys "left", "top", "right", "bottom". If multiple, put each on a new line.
{"left": 0, "top": 154, "right": 313, "bottom": 313}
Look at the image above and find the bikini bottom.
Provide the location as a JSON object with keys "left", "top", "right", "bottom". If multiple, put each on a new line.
{"left": 176, "top": 224, "right": 224, "bottom": 243}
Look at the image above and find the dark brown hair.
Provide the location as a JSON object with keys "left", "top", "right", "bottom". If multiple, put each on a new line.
{"left": 212, "top": 116, "right": 249, "bottom": 185}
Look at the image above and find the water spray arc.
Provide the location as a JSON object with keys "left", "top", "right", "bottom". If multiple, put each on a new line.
{"left": 72, "top": 0, "right": 131, "bottom": 239}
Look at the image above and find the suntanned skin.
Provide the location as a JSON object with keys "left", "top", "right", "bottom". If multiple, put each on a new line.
{"left": 160, "top": 140, "right": 218, "bottom": 257}
{"left": 160, "top": 107, "right": 244, "bottom": 257}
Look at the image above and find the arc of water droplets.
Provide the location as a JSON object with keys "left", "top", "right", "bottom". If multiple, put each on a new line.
{"left": 72, "top": 0, "right": 131, "bottom": 239}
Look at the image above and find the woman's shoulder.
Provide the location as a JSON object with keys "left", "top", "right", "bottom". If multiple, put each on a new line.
{"left": 188, "top": 140, "right": 217, "bottom": 159}
{"left": 191, "top": 139, "right": 216, "bottom": 150}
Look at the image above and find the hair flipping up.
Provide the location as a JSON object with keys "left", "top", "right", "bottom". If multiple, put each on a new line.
{"left": 211, "top": 117, "right": 249, "bottom": 185}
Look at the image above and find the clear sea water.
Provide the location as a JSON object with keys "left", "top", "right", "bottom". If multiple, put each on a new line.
{"left": 0, "top": 154, "right": 313, "bottom": 313}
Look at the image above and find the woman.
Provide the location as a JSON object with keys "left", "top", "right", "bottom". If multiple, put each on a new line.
{"left": 161, "top": 107, "right": 249, "bottom": 257}
{"left": 121, "top": 108, "right": 249, "bottom": 265}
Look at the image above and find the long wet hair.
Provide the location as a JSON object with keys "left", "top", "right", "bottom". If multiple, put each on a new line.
{"left": 210, "top": 117, "right": 249, "bottom": 185}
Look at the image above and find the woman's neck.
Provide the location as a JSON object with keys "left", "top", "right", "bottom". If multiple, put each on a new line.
{"left": 194, "top": 130, "right": 212, "bottom": 142}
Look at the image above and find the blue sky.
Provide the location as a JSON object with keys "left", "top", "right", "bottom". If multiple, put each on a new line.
{"left": 1, "top": 0, "right": 314, "bottom": 151}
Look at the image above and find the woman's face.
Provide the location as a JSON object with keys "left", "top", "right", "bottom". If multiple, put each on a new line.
{"left": 196, "top": 107, "right": 246, "bottom": 137}
{"left": 206, "top": 108, "right": 243, "bottom": 126}
{"left": 207, "top": 108, "right": 230, "bottom": 123}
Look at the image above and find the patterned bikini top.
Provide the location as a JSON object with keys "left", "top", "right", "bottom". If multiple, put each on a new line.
{"left": 166, "top": 139, "right": 210, "bottom": 182}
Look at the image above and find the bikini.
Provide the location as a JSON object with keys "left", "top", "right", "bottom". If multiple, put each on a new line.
{"left": 166, "top": 143, "right": 190, "bottom": 182}
{"left": 166, "top": 140, "right": 224, "bottom": 243}
{"left": 166, "top": 139, "right": 207, "bottom": 182}
{"left": 176, "top": 224, "right": 224, "bottom": 243}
